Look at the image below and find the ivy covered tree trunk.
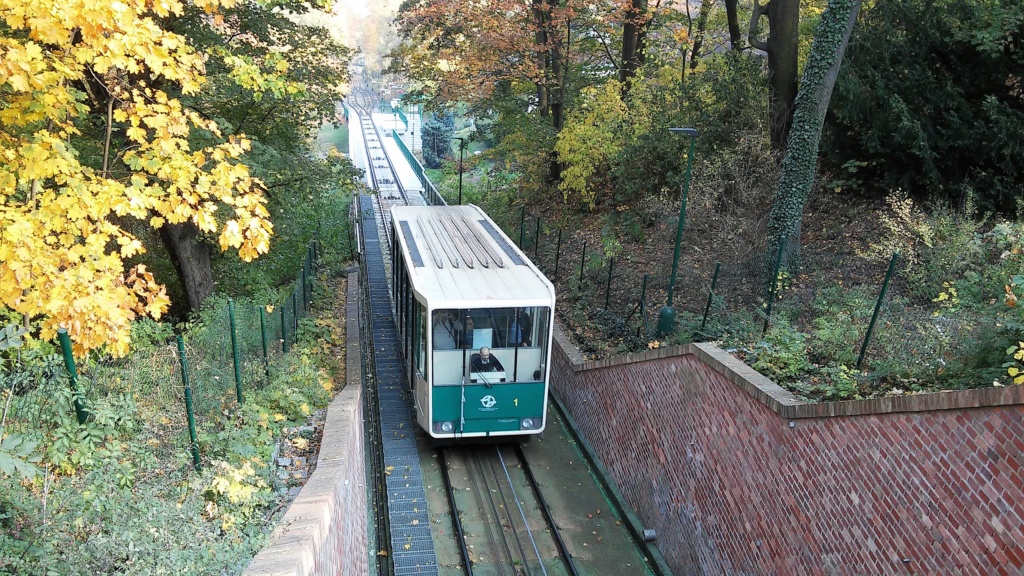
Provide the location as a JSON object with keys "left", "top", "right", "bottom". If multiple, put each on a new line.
{"left": 767, "top": 0, "right": 863, "bottom": 260}
{"left": 161, "top": 222, "right": 215, "bottom": 314}
{"left": 619, "top": 0, "right": 645, "bottom": 93}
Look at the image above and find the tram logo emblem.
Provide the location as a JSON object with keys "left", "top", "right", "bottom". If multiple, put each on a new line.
{"left": 480, "top": 395, "right": 497, "bottom": 409}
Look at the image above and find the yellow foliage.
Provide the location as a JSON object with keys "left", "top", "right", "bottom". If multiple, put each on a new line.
{"left": 858, "top": 190, "right": 934, "bottom": 267}
{"left": 0, "top": 0, "right": 273, "bottom": 357}
{"left": 554, "top": 80, "right": 629, "bottom": 207}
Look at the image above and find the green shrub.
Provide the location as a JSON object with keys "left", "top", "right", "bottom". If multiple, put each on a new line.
{"left": 750, "top": 321, "right": 812, "bottom": 381}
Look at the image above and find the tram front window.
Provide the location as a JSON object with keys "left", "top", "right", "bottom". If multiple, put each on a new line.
{"left": 430, "top": 307, "right": 550, "bottom": 385}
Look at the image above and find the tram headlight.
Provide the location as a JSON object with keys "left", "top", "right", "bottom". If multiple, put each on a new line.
{"left": 438, "top": 421, "right": 454, "bottom": 433}
{"left": 520, "top": 417, "right": 540, "bottom": 430}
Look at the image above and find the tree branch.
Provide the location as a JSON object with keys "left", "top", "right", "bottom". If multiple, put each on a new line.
{"left": 748, "top": 0, "right": 770, "bottom": 52}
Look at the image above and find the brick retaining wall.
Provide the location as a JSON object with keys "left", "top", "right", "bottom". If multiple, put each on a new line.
{"left": 244, "top": 271, "right": 368, "bottom": 576}
{"left": 550, "top": 326, "right": 1024, "bottom": 575}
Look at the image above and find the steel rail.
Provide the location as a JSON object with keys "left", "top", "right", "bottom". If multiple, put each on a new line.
{"left": 514, "top": 443, "right": 581, "bottom": 576}
{"left": 471, "top": 449, "right": 515, "bottom": 576}
{"left": 439, "top": 449, "right": 475, "bottom": 576}
{"left": 493, "top": 446, "right": 546, "bottom": 576}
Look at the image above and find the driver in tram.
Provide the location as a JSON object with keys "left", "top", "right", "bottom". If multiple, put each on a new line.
{"left": 470, "top": 347, "right": 504, "bottom": 372}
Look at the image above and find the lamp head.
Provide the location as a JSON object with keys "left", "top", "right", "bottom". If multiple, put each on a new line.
{"left": 669, "top": 127, "right": 699, "bottom": 137}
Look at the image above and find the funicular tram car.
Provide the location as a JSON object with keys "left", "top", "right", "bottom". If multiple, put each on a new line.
{"left": 389, "top": 204, "right": 556, "bottom": 440}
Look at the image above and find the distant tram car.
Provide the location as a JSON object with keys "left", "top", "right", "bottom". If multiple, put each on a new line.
{"left": 389, "top": 204, "right": 556, "bottom": 439}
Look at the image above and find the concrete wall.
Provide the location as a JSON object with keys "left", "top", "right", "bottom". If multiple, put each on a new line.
{"left": 550, "top": 326, "right": 1024, "bottom": 576}
{"left": 245, "top": 272, "right": 367, "bottom": 576}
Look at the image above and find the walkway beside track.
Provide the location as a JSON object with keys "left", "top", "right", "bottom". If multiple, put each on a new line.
{"left": 359, "top": 195, "right": 439, "bottom": 575}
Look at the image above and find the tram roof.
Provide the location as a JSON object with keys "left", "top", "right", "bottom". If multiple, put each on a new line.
{"left": 390, "top": 204, "right": 556, "bottom": 308}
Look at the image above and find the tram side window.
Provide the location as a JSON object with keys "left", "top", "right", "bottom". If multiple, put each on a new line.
{"left": 531, "top": 306, "right": 551, "bottom": 381}
{"left": 417, "top": 301, "right": 427, "bottom": 377}
{"left": 431, "top": 310, "right": 461, "bottom": 350}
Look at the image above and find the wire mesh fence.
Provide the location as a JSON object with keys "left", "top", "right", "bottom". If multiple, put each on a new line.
{"left": 0, "top": 239, "right": 329, "bottom": 472}
{"left": 491, "top": 204, "right": 1017, "bottom": 398}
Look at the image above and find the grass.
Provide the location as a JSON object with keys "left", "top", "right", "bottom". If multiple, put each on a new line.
{"left": 316, "top": 121, "right": 349, "bottom": 156}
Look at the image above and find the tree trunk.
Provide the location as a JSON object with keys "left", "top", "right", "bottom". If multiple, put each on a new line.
{"left": 689, "top": 0, "right": 715, "bottom": 69}
{"left": 533, "top": 0, "right": 549, "bottom": 116}
{"left": 161, "top": 221, "right": 215, "bottom": 313}
{"left": 547, "top": 34, "right": 565, "bottom": 182}
{"left": 725, "top": 0, "right": 743, "bottom": 49}
{"left": 748, "top": 0, "right": 800, "bottom": 151}
{"left": 766, "top": 0, "right": 800, "bottom": 150}
{"left": 767, "top": 0, "right": 863, "bottom": 261}
{"left": 619, "top": 0, "right": 648, "bottom": 96}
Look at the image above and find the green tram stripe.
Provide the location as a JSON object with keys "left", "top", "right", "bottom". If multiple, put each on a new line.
{"left": 432, "top": 382, "right": 545, "bottom": 422}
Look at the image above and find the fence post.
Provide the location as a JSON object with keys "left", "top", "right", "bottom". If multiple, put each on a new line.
{"left": 228, "top": 299, "right": 243, "bottom": 404}
{"left": 639, "top": 274, "right": 649, "bottom": 337}
{"left": 307, "top": 244, "right": 314, "bottom": 305}
{"left": 259, "top": 306, "right": 270, "bottom": 382}
{"left": 292, "top": 290, "right": 299, "bottom": 332}
{"left": 578, "top": 239, "right": 587, "bottom": 290}
{"left": 56, "top": 329, "right": 88, "bottom": 425}
{"left": 700, "top": 263, "right": 722, "bottom": 333}
{"left": 554, "top": 228, "right": 563, "bottom": 277}
{"left": 281, "top": 305, "right": 289, "bottom": 354}
{"left": 604, "top": 257, "right": 614, "bottom": 308}
{"left": 533, "top": 217, "right": 541, "bottom": 260}
{"left": 302, "top": 250, "right": 310, "bottom": 312}
{"left": 176, "top": 335, "right": 201, "bottom": 471}
{"left": 518, "top": 207, "right": 526, "bottom": 248}
{"left": 856, "top": 252, "right": 899, "bottom": 370}
{"left": 762, "top": 237, "right": 787, "bottom": 335}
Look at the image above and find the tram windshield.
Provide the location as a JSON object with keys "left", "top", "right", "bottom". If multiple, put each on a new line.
{"left": 430, "top": 307, "right": 551, "bottom": 385}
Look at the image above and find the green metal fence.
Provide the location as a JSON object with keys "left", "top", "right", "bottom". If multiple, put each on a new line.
{"left": 480, "top": 203, "right": 1011, "bottom": 398}
{"left": 392, "top": 129, "right": 446, "bottom": 206}
{"left": 0, "top": 238, "right": 330, "bottom": 473}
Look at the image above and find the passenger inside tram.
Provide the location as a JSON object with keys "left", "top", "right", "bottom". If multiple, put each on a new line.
{"left": 432, "top": 310, "right": 460, "bottom": 350}
{"left": 431, "top": 307, "right": 548, "bottom": 386}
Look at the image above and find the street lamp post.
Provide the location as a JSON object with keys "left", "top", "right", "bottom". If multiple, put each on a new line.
{"left": 452, "top": 137, "right": 465, "bottom": 205}
{"left": 657, "top": 127, "right": 699, "bottom": 337}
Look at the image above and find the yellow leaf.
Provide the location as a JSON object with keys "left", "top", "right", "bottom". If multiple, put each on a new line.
{"left": 273, "top": 413, "right": 286, "bottom": 421}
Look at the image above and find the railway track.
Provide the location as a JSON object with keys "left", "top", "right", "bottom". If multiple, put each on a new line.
{"left": 348, "top": 83, "right": 414, "bottom": 249}
{"left": 439, "top": 445, "right": 580, "bottom": 576}
{"left": 349, "top": 76, "right": 664, "bottom": 576}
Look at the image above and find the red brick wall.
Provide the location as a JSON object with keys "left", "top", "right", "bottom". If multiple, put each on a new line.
{"left": 550, "top": 331, "right": 1024, "bottom": 575}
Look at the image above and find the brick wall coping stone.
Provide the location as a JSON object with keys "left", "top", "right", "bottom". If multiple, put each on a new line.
{"left": 553, "top": 323, "right": 1024, "bottom": 419}
{"left": 244, "top": 268, "right": 365, "bottom": 576}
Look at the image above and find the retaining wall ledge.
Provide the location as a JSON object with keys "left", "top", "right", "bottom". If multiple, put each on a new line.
{"left": 553, "top": 323, "right": 1024, "bottom": 418}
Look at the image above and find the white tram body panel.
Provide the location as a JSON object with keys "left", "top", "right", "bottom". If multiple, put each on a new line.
{"left": 389, "top": 204, "right": 556, "bottom": 439}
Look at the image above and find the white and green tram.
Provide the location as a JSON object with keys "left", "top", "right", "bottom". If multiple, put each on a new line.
{"left": 389, "top": 204, "right": 556, "bottom": 440}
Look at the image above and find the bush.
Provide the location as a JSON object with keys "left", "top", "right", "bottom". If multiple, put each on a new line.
{"left": 0, "top": 242, "right": 346, "bottom": 575}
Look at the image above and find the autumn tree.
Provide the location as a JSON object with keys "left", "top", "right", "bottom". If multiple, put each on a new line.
{"left": 164, "top": 0, "right": 349, "bottom": 308}
{"left": 0, "top": 0, "right": 274, "bottom": 355}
